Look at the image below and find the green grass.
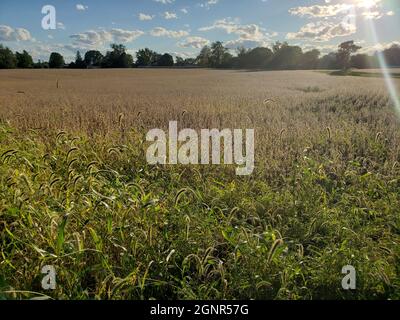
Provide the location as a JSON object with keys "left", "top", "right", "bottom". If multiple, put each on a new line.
{"left": 0, "top": 123, "right": 399, "bottom": 300}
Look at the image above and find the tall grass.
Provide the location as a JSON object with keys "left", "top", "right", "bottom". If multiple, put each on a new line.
{"left": 0, "top": 69, "right": 399, "bottom": 299}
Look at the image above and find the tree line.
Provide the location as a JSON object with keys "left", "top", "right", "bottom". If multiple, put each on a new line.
{"left": 1, "top": 40, "right": 400, "bottom": 70}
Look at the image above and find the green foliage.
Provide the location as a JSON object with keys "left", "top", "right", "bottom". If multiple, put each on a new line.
{"left": 158, "top": 53, "right": 174, "bottom": 67}
{"left": 337, "top": 41, "right": 362, "bottom": 71}
{"left": 0, "top": 116, "right": 399, "bottom": 299}
{"left": 0, "top": 44, "right": 17, "bottom": 69}
{"left": 16, "top": 50, "right": 33, "bottom": 68}
{"left": 84, "top": 50, "right": 104, "bottom": 67}
{"left": 102, "top": 44, "right": 133, "bottom": 68}
{"left": 49, "top": 52, "right": 65, "bottom": 69}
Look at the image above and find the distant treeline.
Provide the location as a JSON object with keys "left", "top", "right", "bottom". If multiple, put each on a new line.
{"left": 1, "top": 40, "right": 400, "bottom": 70}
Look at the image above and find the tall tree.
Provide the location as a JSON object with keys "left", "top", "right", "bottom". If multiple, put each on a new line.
{"left": 196, "top": 45, "right": 212, "bottom": 67}
{"left": 382, "top": 44, "right": 400, "bottom": 66}
{"left": 84, "top": 50, "right": 103, "bottom": 67}
{"left": 158, "top": 53, "right": 174, "bottom": 67}
{"left": 0, "top": 45, "right": 17, "bottom": 69}
{"left": 136, "top": 48, "right": 158, "bottom": 67}
{"left": 16, "top": 50, "right": 33, "bottom": 68}
{"left": 74, "top": 51, "right": 86, "bottom": 68}
{"left": 49, "top": 52, "right": 65, "bottom": 68}
{"left": 336, "top": 41, "right": 361, "bottom": 71}
{"left": 300, "top": 49, "right": 320, "bottom": 69}
{"left": 269, "top": 42, "right": 303, "bottom": 69}
{"left": 210, "top": 41, "right": 228, "bottom": 68}
{"left": 241, "top": 47, "right": 273, "bottom": 68}
{"left": 103, "top": 44, "right": 133, "bottom": 68}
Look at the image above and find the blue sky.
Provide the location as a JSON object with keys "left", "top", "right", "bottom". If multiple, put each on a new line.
{"left": 0, "top": 0, "right": 399, "bottom": 62}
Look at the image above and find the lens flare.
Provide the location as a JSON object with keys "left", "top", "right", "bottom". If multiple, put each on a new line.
{"left": 364, "top": 17, "right": 400, "bottom": 117}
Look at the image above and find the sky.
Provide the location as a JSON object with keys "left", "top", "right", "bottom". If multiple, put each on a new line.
{"left": 0, "top": 0, "right": 399, "bottom": 62}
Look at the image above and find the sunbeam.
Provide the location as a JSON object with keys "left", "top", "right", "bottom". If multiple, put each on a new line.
{"left": 361, "top": 2, "right": 400, "bottom": 116}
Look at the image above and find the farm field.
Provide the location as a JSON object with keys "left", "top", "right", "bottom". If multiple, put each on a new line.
{"left": 0, "top": 69, "right": 399, "bottom": 300}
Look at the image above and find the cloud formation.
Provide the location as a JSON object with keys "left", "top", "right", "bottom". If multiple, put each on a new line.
{"left": 70, "top": 29, "right": 144, "bottom": 47}
{"left": 0, "top": 25, "right": 32, "bottom": 42}
{"left": 150, "top": 27, "right": 189, "bottom": 38}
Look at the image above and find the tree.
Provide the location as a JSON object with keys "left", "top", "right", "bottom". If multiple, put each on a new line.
{"left": 336, "top": 41, "right": 361, "bottom": 71}
{"left": 74, "top": 51, "right": 86, "bottom": 68}
{"left": 351, "top": 54, "right": 376, "bottom": 69}
{"left": 0, "top": 45, "right": 17, "bottom": 69}
{"left": 49, "top": 52, "right": 65, "bottom": 68}
{"left": 158, "top": 53, "right": 174, "bottom": 67}
{"left": 382, "top": 44, "right": 400, "bottom": 67}
{"left": 196, "top": 45, "right": 212, "bottom": 67}
{"left": 269, "top": 42, "right": 303, "bottom": 69}
{"left": 34, "top": 59, "right": 49, "bottom": 69}
{"left": 210, "top": 41, "right": 228, "bottom": 68}
{"left": 175, "top": 56, "right": 185, "bottom": 66}
{"left": 300, "top": 49, "right": 320, "bottom": 69}
{"left": 16, "top": 50, "right": 33, "bottom": 68}
{"left": 84, "top": 50, "right": 103, "bottom": 67}
{"left": 175, "top": 57, "right": 196, "bottom": 67}
{"left": 319, "top": 52, "right": 339, "bottom": 70}
{"left": 136, "top": 48, "right": 158, "bottom": 67}
{"left": 239, "top": 47, "right": 273, "bottom": 68}
{"left": 103, "top": 44, "right": 133, "bottom": 68}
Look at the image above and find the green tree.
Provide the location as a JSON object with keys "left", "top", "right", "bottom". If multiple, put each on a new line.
{"left": 319, "top": 52, "right": 339, "bottom": 70}
{"left": 196, "top": 45, "right": 212, "bottom": 67}
{"left": 84, "top": 50, "right": 103, "bottom": 67}
{"left": 136, "top": 48, "right": 158, "bottom": 67}
{"left": 351, "top": 54, "right": 376, "bottom": 69}
{"left": 300, "top": 49, "right": 320, "bottom": 69}
{"left": 210, "top": 41, "right": 228, "bottom": 68}
{"left": 49, "top": 52, "right": 65, "bottom": 68}
{"left": 383, "top": 44, "right": 400, "bottom": 66}
{"left": 241, "top": 47, "right": 273, "bottom": 69}
{"left": 269, "top": 42, "right": 303, "bottom": 69}
{"left": 16, "top": 50, "right": 33, "bottom": 68}
{"left": 74, "top": 51, "right": 86, "bottom": 68}
{"left": 103, "top": 44, "right": 133, "bottom": 68}
{"left": 157, "top": 53, "right": 174, "bottom": 67}
{"left": 336, "top": 41, "right": 361, "bottom": 71}
{"left": 0, "top": 44, "right": 17, "bottom": 69}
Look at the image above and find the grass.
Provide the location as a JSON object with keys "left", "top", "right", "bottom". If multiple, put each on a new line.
{"left": 326, "top": 69, "right": 400, "bottom": 79}
{"left": 0, "top": 69, "right": 399, "bottom": 300}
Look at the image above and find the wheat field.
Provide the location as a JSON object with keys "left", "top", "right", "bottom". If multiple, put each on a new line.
{"left": 0, "top": 69, "right": 399, "bottom": 299}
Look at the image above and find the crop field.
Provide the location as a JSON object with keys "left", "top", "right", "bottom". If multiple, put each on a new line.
{"left": 0, "top": 69, "right": 399, "bottom": 300}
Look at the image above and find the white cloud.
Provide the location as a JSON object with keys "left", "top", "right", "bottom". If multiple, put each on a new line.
{"left": 199, "top": 18, "right": 276, "bottom": 48}
{"left": 70, "top": 28, "right": 144, "bottom": 47}
{"left": 289, "top": 4, "right": 352, "bottom": 18}
{"left": 360, "top": 41, "right": 400, "bottom": 54}
{"left": 199, "top": 0, "right": 219, "bottom": 9}
{"left": 163, "top": 11, "right": 177, "bottom": 19}
{"left": 150, "top": 27, "right": 188, "bottom": 38}
{"left": 286, "top": 21, "right": 356, "bottom": 42}
{"left": 178, "top": 36, "right": 210, "bottom": 48}
{"left": 154, "top": 0, "right": 175, "bottom": 4}
{"left": 139, "top": 13, "right": 154, "bottom": 21}
{"left": 0, "top": 25, "right": 32, "bottom": 42}
{"left": 76, "top": 4, "right": 88, "bottom": 11}
{"left": 362, "top": 11, "right": 383, "bottom": 19}
{"left": 57, "top": 22, "right": 66, "bottom": 30}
